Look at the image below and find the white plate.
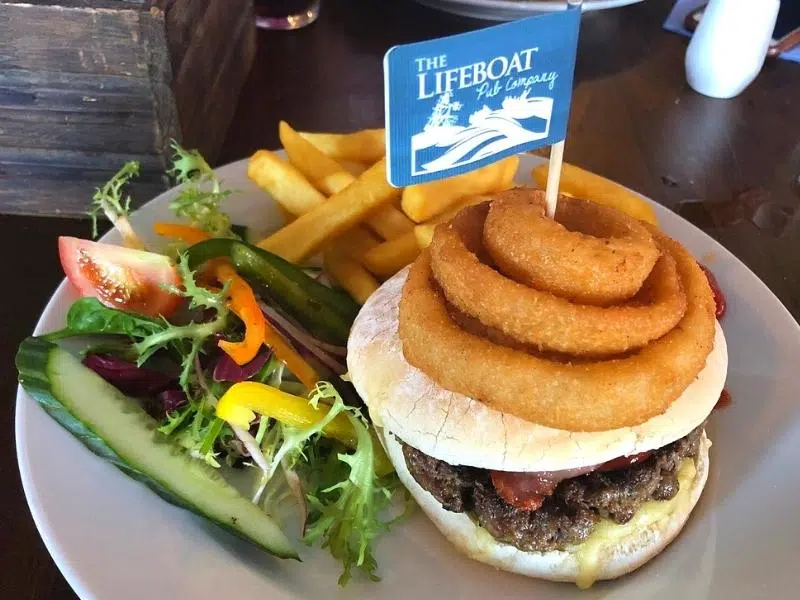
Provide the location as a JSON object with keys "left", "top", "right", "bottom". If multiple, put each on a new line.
{"left": 414, "top": 0, "right": 645, "bottom": 21}
{"left": 16, "top": 154, "right": 800, "bottom": 599}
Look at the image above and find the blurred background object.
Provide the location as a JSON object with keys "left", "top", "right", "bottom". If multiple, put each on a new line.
{"left": 665, "top": 0, "right": 800, "bottom": 63}
{"left": 0, "top": 0, "right": 256, "bottom": 216}
{"left": 683, "top": 0, "right": 780, "bottom": 98}
{"left": 254, "top": 0, "right": 321, "bottom": 30}
{"left": 412, "top": 0, "right": 644, "bottom": 21}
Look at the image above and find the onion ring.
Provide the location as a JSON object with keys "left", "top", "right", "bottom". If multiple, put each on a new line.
{"left": 483, "top": 192, "right": 660, "bottom": 305}
{"left": 429, "top": 203, "right": 688, "bottom": 356}
{"left": 398, "top": 237, "right": 715, "bottom": 431}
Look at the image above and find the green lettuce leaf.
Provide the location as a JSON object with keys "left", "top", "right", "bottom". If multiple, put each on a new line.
{"left": 44, "top": 297, "right": 164, "bottom": 340}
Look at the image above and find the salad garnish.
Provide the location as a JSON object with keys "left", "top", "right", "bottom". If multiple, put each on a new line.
{"left": 20, "top": 141, "right": 410, "bottom": 585}
{"left": 87, "top": 160, "right": 145, "bottom": 250}
{"left": 167, "top": 140, "right": 236, "bottom": 238}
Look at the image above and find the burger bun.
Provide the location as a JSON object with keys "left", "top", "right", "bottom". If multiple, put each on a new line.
{"left": 348, "top": 268, "right": 727, "bottom": 473}
{"left": 379, "top": 427, "right": 711, "bottom": 586}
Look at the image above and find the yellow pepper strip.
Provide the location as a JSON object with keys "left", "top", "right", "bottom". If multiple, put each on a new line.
{"left": 213, "top": 263, "right": 266, "bottom": 366}
{"left": 153, "top": 222, "right": 212, "bottom": 245}
{"left": 216, "top": 381, "right": 393, "bottom": 476}
{"left": 213, "top": 263, "right": 319, "bottom": 388}
{"left": 217, "top": 382, "right": 353, "bottom": 441}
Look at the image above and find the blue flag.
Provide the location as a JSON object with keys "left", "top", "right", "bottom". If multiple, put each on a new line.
{"left": 383, "top": 7, "right": 581, "bottom": 187}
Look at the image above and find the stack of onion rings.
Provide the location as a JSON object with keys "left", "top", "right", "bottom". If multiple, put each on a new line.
{"left": 398, "top": 189, "right": 716, "bottom": 432}
{"left": 484, "top": 195, "right": 660, "bottom": 305}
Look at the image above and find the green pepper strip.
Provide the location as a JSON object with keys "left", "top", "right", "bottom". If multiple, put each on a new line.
{"left": 185, "top": 239, "right": 359, "bottom": 346}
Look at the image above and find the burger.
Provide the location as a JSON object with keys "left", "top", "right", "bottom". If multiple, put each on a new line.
{"left": 347, "top": 188, "right": 727, "bottom": 588}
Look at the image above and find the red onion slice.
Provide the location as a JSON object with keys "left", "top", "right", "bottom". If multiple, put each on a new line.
{"left": 212, "top": 350, "right": 272, "bottom": 382}
{"left": 259, "top": 302, "right": 347, "bottom": 357}
{"left": 259, "top": 302, "right": 346, "bottom": 374}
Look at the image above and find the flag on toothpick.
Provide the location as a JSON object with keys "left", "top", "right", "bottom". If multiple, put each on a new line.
{"left": 383, "top": 4, "right": 582, "bottom": 190}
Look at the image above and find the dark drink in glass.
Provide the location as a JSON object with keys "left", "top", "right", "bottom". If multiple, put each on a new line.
{"left": 254, "top": 0, "right": 321, "bottom": 30}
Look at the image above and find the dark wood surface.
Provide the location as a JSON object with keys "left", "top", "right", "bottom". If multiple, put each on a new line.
{"left": 2, "top": 0, "right": 798, "bottom": 597}
{"left": 0, "top": 0, "right": 255, "bottom": 216}
{"left": 157, "top": 0, "right": 257, "bottom": 164}
{"left": 0, "top": 2, "right": 174, "bottom": 213}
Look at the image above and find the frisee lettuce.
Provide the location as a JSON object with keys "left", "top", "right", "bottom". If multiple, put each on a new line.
{"left": 167, "top": 140, "right": 235, "bottom": 238}
{"left": 158, "top": 403, "right": 194, "bottom": 435}
{"left": 134, "top": 253, "right": 229, "bottom": 391}
{"left": 300, "top": 383, "right": 410, "bottom": 586}
{"left": 250, "top": 382, "right": 349, "bottom": 505}
{"left": 87, "top": 160, "right": 145, "bottom": 249}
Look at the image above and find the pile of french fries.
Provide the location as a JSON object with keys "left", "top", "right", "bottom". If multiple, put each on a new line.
{"left": 248, "top": 121, "right": 658, "bottom": 305}
{"left": 247, "top": 121, "right": 517, "bottom": 304}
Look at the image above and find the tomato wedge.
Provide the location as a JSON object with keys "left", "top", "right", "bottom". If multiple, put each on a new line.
{"left": 58, "top": 237, "right": 183, "bottom": 318}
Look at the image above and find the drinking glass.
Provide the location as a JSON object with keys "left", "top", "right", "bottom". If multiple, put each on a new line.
{"left": 254, "top": 0, "right": 321, "bottom": 31}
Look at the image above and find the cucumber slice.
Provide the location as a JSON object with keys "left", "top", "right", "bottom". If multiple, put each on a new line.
{"left": 16, "top": 336, "right": 298, "bottom": 560}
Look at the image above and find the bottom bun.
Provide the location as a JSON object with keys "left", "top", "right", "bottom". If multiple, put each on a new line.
{"left": 380, "top": 427, "right": 711, "bottom": 588}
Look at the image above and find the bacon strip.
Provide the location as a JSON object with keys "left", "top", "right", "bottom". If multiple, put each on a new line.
{"left": 491, "top": 465, "right": 598, "bottom": 511}
{"left": 491, "top": 451, "right": 654, "bottom": 510}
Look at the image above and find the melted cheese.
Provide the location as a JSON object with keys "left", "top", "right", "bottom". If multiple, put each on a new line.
{"left": 571, "top": 458, "right": 698, "bottom": 590}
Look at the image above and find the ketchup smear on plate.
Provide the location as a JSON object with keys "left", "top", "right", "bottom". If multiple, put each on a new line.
{"left": 700, "top": 264, "right": 726, "bottom": 319}
{"left": 715, "top": 388, "right": 733, "bottom": 411}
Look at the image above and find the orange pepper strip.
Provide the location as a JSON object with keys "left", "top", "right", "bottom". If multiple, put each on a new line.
{"left": 213, "top": 263, "right": 266, "bottom": 366}
{"left": 213, "top": 264, "right": 319, "bottom": 390}
{"left": 152, "top": 223, "right": 220, "bottom": 285}
{"left": 153, "top": 222, "right": 212, "bottom": 245}
{"left": 260, "top": 321, "right": 319, "bottom": 391}
{"left": 152, "top": 222, "right": 319, "bottom": 388}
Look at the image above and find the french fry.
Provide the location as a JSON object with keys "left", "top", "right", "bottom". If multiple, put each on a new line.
{"left": 413, "top": 194, "right": 494, "bottom": 249}
{"left": 257, "top": 158, "right": 400, "bottom": 263}
{"left": 414, "top": 222, "right": 438, "bottom": 251}
{"left": 277, "top": 205, "right": 296, "bottom": 225}
{"left": 331, "top": 227, "right": 381, "bottom": 262}
{"left": 299, "top": 128, "right": 386, "bottom": 164}
{"left": 401, "top": 154, "right": 520, "bottom": 223}
{"left": 363, "top": 205, "right": 414, "bottom": 240}
{"left": 280, "top": 121, "right": 354, "bottom": 196}
{"left": 530, "top": 162, "right": 659, "bottom": 226}
{"left": 499, "top": 153, "right": 519, "bottom": 189}
{"left": 248, "top": 150, "right": 326, "bottom": 216}
{"left": 323, "top": 247, "right": 379, "bottom": 305}
{"left": 341, "top": 161, "right": 369, "bottom": 176}
{"left": 362, "top": 231, "right": 420, "bottom": 278}
{"left": 280, "top": 121, "right": 413, "bottom": 240}
{"left": 248, "top": 146, "right": 376, "bottom": 262}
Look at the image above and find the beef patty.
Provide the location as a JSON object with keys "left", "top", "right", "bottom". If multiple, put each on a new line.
{"left": 401, "top": 425, "right": 704, "bottom": 552}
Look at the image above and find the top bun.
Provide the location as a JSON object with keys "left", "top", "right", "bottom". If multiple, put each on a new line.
{"left": 347, "top": 268, "right": 727, "bottom": 472}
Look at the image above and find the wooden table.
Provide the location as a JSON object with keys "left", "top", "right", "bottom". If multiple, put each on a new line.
{"left": 2, "top": 0, "right": 798, "bottom": 597}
